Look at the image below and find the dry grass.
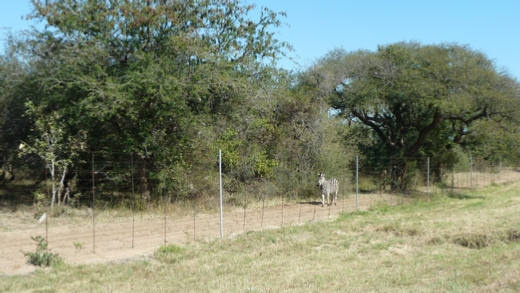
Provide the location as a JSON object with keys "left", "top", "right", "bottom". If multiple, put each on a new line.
{"left": 2, "top": 181, "right": 520, "bottom": 292}
{"left": 2, "top": 169, "right": 519, "bottom": 231}
{"left": 0, "top": 195, "right": 287, "bottom": 234}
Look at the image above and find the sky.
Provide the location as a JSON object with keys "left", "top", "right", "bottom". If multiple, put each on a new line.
{"left": 1, "top": 0, "right": 519, "bottom": 80}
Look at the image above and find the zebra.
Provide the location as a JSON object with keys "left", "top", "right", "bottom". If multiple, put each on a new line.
{"left": 318, "top": 173, "right": 339, "bottom": 207}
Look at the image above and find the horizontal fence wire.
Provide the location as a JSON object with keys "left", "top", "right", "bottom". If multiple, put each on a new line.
{"left": 1, "top": 151, "right": 519, "bottom": 274}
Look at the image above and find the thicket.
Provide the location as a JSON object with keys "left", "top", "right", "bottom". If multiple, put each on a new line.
{"left": 22, "top": 235, "right": 63, "bottom": 267}
{"left": 1, "top": 1, "right": 519, "bottom": 208}
{"left": 0, "top": 0, "right": 354, "bottom": 208}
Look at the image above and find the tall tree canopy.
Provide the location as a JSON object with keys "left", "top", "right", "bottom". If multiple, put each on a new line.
{"left": 2, "top": 0, "right": 342, "bottom": 203}
{"left": 0, "top": 0, "right": 296, "bottom": 199}
{"left": 311, "top": 42, "right": 520, "bottom": 189}
{"left": 24, "top": 0, "right": 289, "bottom": 151}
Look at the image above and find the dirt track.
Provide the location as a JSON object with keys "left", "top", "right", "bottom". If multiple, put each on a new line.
{"left": 3, "top": 170, "right": 519, "bottom": 276}
{"left": 0, "top": 194, "right": 407, "bottom": 275}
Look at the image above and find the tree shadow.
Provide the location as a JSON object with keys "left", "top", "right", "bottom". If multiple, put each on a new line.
{"left": 298, "top": 200, "right": 325, "bottom": 206}
{"left": 447, "top": 193, "right": 485, "bottom": 200}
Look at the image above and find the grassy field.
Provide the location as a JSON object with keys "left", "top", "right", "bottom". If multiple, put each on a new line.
{"left": 2, "top": 182, "right": 520, "bottom": 292}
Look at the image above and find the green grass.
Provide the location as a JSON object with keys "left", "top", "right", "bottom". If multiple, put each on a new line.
{"left": 2, "top": 182, "right": 520, "bottom": 292}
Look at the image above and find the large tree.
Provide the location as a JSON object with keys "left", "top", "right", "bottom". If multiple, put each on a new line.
{"left": 311, "top": 42, "right": 520, "bottom": 190}
{"left": 7, "top": 0, "right": 290, "bottom": 199}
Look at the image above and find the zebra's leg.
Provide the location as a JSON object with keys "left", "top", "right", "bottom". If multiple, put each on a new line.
{"left": 321, "top": 193, "right": 325, "bottom": 207}
{"left": 334, "top": 191, "right": 337, "bottom": 205}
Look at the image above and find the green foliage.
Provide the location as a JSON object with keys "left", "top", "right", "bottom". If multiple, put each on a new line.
{"left": 154, "top": 244, "right": 187, "bottom": 264}
{"left": 0, "top": 0, "right": 305, "bottom": 202}
{"left": 73, "top": 241, "right": 83, "bottom": 253}
{"left": 22, "top": 235, "right": 63, "bottom": 267}
{"left": 312, "top": 42, "right": 520, "bottom": 190}
{"left": 157, "top": 244, "right": 185, "bottom": 254}
{"left": 18, "top": 101, "right": 86, "bottom": 208}
{"left": 0, "top": 0, "right": 360, "bottom": 206}
{"left": 251, "top": 147, "right": 278, "bottom": 178}
{"left": 462, "top": 119, "right": 520, "bottom": 164}
{"left": 0, "top": 52, "right": 32, "bottom": 152}
{"left": 33, "top": 192, "right": 48, "bottom": 219}
{"left": 216, "top": 128, "right": 243, "bottom": 172}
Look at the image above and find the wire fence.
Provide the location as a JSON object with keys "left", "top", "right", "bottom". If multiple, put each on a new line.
{"left": 1, "top": 151, "right": 519, "bottom": 273}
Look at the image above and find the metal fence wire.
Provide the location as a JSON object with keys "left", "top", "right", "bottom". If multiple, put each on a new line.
{"left": 0, "top": 150, "right": 518, "bottom": 273}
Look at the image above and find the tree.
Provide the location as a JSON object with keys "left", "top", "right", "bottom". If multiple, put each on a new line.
{"left": 0, "top": 37, "right": 44, "bottom": 185}
{"left": 19, "top": 101, "right": 86, "bottom": 209}
{"left": 13, "top": 0, "right": 290, "bottom": 199}
{"left": 310, "top": 42, "right": 520, "bottom": 190}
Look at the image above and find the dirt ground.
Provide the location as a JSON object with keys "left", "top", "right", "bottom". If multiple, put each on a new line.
{"left": 4, "top": 168, "right": 520, "bottom": 276}
{"left": 0, "top": 193, "right": 401, "bottom": 275}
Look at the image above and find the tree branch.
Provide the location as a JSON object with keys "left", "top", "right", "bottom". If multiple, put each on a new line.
{"left": 352, "top": 109, "right": 397, "bottom": 148}
{"left": 406, "top": 109, "right": 443, "bottom": 157}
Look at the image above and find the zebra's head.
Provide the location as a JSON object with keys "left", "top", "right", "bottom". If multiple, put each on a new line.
{"left": 318, "top": 173, "right": 326, "bottom": 186}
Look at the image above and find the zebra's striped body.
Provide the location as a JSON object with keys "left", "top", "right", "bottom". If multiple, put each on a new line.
{"left": 318, "top": 173, "right": 339, "bottom": 207}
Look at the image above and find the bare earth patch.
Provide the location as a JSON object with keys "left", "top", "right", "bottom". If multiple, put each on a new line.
{"left": 0, "top": 193, "right": 399, "bottom": 275}
{"left": 3, "top": 169, "right": 520, "bottom": 276}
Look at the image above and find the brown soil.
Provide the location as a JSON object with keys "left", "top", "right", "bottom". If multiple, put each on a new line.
{"left": 0, "top": 193, "right": 400, "bottom": 275}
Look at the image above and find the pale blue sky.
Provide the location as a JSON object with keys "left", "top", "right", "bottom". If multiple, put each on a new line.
{"left": 1, "top": 0, "right": 519, "bottom": 79}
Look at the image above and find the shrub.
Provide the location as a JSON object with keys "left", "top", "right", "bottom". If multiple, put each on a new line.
{"left": 22, "top": 235, "right": 63, "bottom": 267}
{"left": 154, "top": 244, "right": 186, "bottom": 264}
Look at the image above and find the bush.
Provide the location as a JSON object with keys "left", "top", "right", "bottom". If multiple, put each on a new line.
{"left": 22, "top": 235, "right": 63, "bottom": 267}
{"left": 154, "top": 244, "right": 186, "bottom": 264}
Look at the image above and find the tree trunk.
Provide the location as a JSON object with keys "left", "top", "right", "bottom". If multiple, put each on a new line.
{"left": 434, "top": 162, "right": 444, "bottom": 184}
{"left": 49, "top": 160, "right": 56, "bottom": 210}
{"left": 138, "top": 158, "right": 151, "bottom": 200}
{"left": 57, "top": 167, "right": 67, "bottom": 206}
{"left": 390, "top": 160, "right": 409, "bottom": 192}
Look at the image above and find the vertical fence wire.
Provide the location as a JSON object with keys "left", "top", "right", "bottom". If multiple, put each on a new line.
{"left": 91, "top": 151, "right": 96, "bottom": 254}
{"left": 243, "top": 205, "right": 246, "bottom": 232}
{"left": 427, "top": 157, "right": 430, "bottom": 197}
{"left": 470, "top": 155, "right": 473, "bottom": 189}
{"left": 131, "top": 153, "right": 135, "bottom": 248}
{"left": 500, "top": 161, "right": 502, "bottom": 182}
{"left": 193, "top": 203, "right": 196, "bottom": 242}
{"left": 163, "top": 157, "right": 167, "bottom": 245}
{"left": 356, "top": 156, "right": 359, "bottom": 211}
{"left": 342, "top": 169, "right": 346, "bottom": 212}
{"left": 219, "top": 150, "right": 223, "bottom": 239}
{"left": 164, "top": 188, "right": 167, "bottom": 245}
{"left": 298, "top": 202, "right": 302, "bottom": 223}
{"left": 281, "top": 194, "right": 284, "bottom": 226}
{"left": 45, "top": 167, "right": 49, "bottom": 248}
{"left": 7, "top": 152, "right": 520, "bottom": 263}
{"left": 261, "top": 196, "right": 265, "bottom": 228}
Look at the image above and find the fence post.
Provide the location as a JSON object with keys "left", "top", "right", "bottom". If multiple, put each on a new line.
{"left": 281, "top": 194, "right": 284, "bottom": 226}
{"left": 500, "top": 160, "right": 502, "bottom": 183}
{"left": 193, "top": 203, "right": 196, "bottom": 242}
{"left": 298, "top": 202, "right": 302, "bottom": 223}
{"left": 427, "top": 157, "right": 430, "bottom": 197}
{"left": 470, "top": 155, "right": 473, "bottom": 189}
{"left": 92, "top": 151, "right": 96, "bottom": 254}
{"left": 243, "top": 205, "right": 246, "bottom": 232}
{"left": 342, "top": 171, "right": 345, "bottom": 212}
{"left": 452, "top": 166, "right": 455, "bottom": 194}
{"left": 45, "top": 168, "right": 49, "bottom": 248}
{"left": 356, "top": 156, "right": 359, "bottom": 211}
{"left": 328, "top": 200, "right": 331, "bottom": 217}
{"left": 131, "top": 153, "right": 135, "bottom": 248}
{"left": 219, "top": 150, "right": 223, "bottom": 239}
{"left": 261, "top": 196, "right": 265, "bottom": 228}
{"left": 164, "top": 188, "right": 167, "bottom": 245}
